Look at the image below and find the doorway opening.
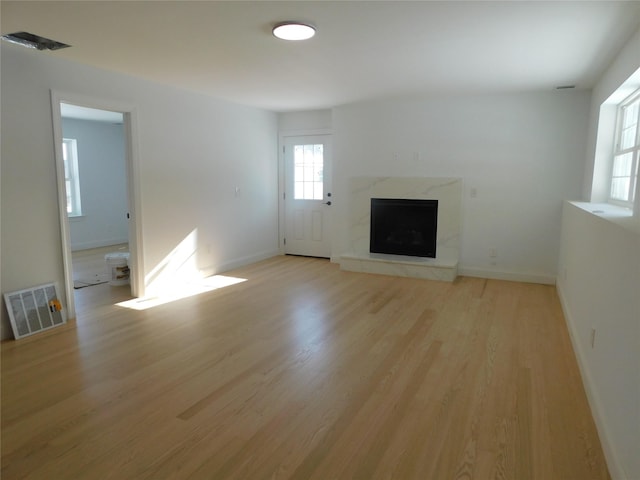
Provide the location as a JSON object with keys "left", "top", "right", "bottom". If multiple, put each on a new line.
{"left": 51, "top": 92, "right": 143, "bottom": 321}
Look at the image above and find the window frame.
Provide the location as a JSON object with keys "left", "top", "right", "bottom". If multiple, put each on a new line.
{"left": 609, "top": 88, "right": 640, "bottom": 208}
{"left": 62, "top": 138, "right": 82, "bottom": 217}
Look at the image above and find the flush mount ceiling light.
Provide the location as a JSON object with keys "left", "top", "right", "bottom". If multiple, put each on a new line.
{"left": 1, "top": 31, "right": 70, "bottom": 50}
{"left": 272, "top": 22, "right": 316, "bottom": 41}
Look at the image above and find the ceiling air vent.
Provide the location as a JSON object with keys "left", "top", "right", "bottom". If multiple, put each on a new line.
{"left": 1, "top": 31, "right": 70, "bottom": 51}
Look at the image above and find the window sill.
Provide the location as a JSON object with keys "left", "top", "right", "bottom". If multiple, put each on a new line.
{"left": 570, "top": 202, "right": 640, "bottom": 235}
{"left": 68, "top": 215, "right": 85, "bottom": 223}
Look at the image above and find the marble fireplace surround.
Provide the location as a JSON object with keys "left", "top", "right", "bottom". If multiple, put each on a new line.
{"left": 339, "top": 176, "right": 462, "bottom": 282}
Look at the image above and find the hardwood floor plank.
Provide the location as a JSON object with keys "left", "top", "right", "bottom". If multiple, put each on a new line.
{"left": 1, "top": 256, "right": 610, "bottom": 479}
{"left": 515, "top": 367, "right": 533, "bottom": 480}
{"left": 288, "top": 311, "right": 433, "bottom": 479}
{"left": 351, "top": 340, "right": 443, "bottom": 479}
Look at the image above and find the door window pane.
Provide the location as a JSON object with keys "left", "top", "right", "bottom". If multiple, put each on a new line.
{"left": 293, "top": 143, "right": 324, "bottom": 200}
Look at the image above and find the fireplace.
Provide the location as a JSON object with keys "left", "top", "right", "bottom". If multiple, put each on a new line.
{"left": 370, "top": 198, "right": 438, "bottom": 258}
{"left": 340, "top": 177, "right": 460, "bottom": 281}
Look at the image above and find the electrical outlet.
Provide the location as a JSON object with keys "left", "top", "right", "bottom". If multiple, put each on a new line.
{"left": 470, "top": 187, "right": 477, "bottom": 198}
{"left": 489, "top": 248, "right": 497, "bottom": 258}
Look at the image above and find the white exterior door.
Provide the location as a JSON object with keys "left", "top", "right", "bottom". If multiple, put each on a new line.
{"left": 283, "top": 135, "right": 332, "bottom": 258}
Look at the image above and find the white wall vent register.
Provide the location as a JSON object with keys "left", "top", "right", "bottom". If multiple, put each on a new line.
{"left": 4, "top": 283, "right": 66, "bottom": 339}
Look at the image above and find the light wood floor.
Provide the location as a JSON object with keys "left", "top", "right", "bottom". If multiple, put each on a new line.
{"left": 1, "top": 256, "right": 610, "bottom": 479}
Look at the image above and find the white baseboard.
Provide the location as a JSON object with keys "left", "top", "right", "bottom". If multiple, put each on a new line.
{"left": 199, "top": 249, "right": 280, "bottom": 277}
{"left": 458, "top": 266, "right": 556, "bottom": 285}
{"left": 556, "top": 281, "right": 627, "bottom": 480}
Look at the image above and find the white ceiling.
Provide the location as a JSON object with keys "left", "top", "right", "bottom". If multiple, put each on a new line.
{"left": 3, "top": 1, "right": 640, "bottom": 112}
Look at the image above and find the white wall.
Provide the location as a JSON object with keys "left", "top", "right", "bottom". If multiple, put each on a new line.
{"left": 2, "top": 46, "right": 66, "bottom": 340}
{"left": 558, "top": 203, "right": 639, "bottom": 480}
{"left": 62, "top": 118, "right": 129, "bottom": 250}
{"left": 278, "top": 109, "right": 332, "bottom": 132}
{"left": 1, "top": 44, "right": 278, "bottom": 339}
{"left": 557, "top": 27, "right": 640, "bottom": 480}
{"left": 332, "top": 91, "right": 591, "bottom": 283}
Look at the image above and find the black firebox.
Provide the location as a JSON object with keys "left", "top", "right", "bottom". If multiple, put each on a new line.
{"left": 369, "top": 198, "right": 438, "bottom": 258}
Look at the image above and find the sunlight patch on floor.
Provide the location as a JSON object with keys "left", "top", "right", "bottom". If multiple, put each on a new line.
{"left": 116, "top": 275, "right": 246, "bottom": 310}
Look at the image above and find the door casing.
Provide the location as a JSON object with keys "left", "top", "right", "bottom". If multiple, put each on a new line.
{"left": 50, "top": 90, "right": 144, "bottom": 319}
{"left": 278, "top": 130, "right": 333, "bottom": 259}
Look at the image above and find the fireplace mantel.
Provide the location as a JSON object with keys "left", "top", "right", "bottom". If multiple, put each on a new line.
{"left": 339, "top": 176, "right": 462, "bottom": 282}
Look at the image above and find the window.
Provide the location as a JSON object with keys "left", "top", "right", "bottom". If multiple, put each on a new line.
{"left": 293, "top": 143, "right": 324, "bottom": 200}
{"left": 610, "top": 89, "right": 640, "bottom": 207}
{"left": 62, "top": 138, "right": 82, "bottom": 216}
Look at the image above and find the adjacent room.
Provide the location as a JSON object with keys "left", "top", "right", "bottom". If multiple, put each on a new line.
{"left": 60, "top": 104, "right": 131, "bottom": 291}
{"left": 1, "top": 2, "right": 639, "bottom": 479}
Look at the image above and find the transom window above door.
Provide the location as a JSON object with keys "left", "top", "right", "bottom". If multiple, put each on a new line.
{"left": 294, "top": 144, "right": 324, "bottom": 200}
